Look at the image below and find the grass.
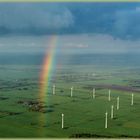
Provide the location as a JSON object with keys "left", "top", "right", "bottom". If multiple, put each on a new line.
{"left": 0, "top": 64, "right": 139, "bottom": 137}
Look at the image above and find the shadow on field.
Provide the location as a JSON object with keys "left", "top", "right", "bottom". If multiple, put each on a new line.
{"left": 0, "top": 97, "right": 9, "bottom": 100}
{"left": 70, "top": 133, "right": 140, "bottom": 138}
{"left": 0, "top": 110, "right": 23, "bottom": 118}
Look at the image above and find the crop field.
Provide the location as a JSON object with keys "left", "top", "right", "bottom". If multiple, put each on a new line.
{"left": 0, "top": 60, "right": 140, "bottom": 138}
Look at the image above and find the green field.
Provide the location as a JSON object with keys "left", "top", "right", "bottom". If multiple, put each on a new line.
{"left": 0, "top": 64, "right": 140, "bottom": 138}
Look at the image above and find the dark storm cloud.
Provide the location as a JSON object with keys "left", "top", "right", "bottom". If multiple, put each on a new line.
{"left": 66, "top": 3, "right": 140, "bottom": 39}
{"left": 114, "top": 7, "right": 140, "bottom": 39}
{"left": 0, "top": 3, "right": 74, "bottom": 34}
{"left": 0, "top": 2, "right": 140, "bottom": 39}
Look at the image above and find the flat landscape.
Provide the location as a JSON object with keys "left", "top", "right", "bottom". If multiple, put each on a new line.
{"left": 0, "top": 53, "right": 140, "bottom": 138}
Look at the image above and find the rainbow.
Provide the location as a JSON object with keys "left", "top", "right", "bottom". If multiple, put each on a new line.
{"left": 39, "top": 35, "right": 57, "bottom": 102}
{"left": 38, "top": 35, "right": 58, "bottom": 135}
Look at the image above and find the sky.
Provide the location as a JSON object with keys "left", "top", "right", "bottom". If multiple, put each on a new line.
{"left": 0, "top": 2, "right": 140, "bottom": 39}
{"left": 1, "top": 2, "right": 140, "bottom": 53}
{"left": 1, "top": 34, "right": 140, "bottom": 54}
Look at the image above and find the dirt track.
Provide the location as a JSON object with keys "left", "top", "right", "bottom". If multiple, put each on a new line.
{"left": 95, "top": 84, "right": 140, "bottom": 93}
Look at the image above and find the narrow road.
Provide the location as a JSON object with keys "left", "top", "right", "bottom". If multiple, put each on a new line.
{"left": 95, "top": 84, "right": 140, "bottom": 93}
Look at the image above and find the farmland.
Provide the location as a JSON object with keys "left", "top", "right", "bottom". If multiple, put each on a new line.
{"left": 0, "top": 53, "right": 140, "bottom": 137}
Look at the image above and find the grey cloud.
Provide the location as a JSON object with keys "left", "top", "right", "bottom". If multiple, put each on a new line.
{"left": 0, "top": 3, "right": 74, "bottom": 33}
{"left": 0, "top": 3, "right": 140, "bottom": 40}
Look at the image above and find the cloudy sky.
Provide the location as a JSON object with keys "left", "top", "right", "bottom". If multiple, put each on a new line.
{"left": 0, "top": 2, "right": 140, "bottom": 53}
{"left": 0, "top": 2, "right": 140, "bottom": 39}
